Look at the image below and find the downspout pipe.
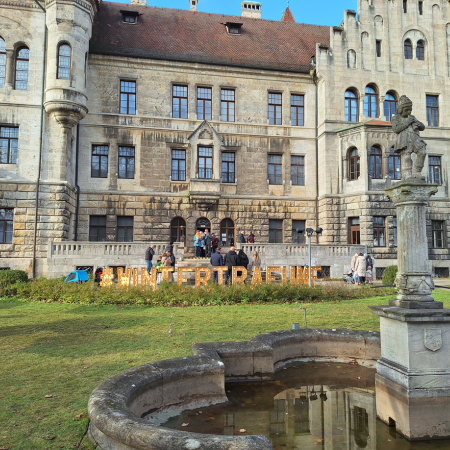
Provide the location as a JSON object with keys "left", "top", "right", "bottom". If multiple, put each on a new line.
{"left": 311, "top": 66, "right": 320, "bottom": 244}
{"left": 32, "top": 0, "right": 46, "bottom": 278}
{"left": 74, "top": 124, "right": 80, "bottom": 241}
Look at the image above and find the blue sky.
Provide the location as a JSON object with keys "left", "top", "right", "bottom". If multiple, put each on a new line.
{"left": 103, "top": 0, "right": 357, "bottom": 26}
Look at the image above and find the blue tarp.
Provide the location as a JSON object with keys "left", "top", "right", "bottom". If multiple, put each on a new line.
{"left": 64, "top": 270, "right": 89, "bottom": 283}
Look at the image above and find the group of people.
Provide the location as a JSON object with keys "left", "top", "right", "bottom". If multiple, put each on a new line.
{"left": 210, "top": 247, "right": 260, "bottom": 283}
{"left": 193, "top": 229, "right": 219, "bottom": 258}
{"left": 145, "top": 243, "right": 176, "bottom": 282}
{"left": 350, "top": 252, "right": 373, "bottom": 285}
{"left": 238, "top": 231, "right": 255, "bottom": 244}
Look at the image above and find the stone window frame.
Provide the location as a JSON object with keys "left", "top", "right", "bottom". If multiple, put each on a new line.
{"left": 197, "top": 146, "right": 213, "bottom": 179}
{"left": 172, "top": 84, "right": 188, "bottom": 119}
{"left": 348, "top": 217, "right": 361, "bottom": 244}
{"left": 290, "top": 154, "right": 305, "bottom": 186}
{"left": 269, "top": 219, "right": 283, "bottom": 244}
{"left": 418, "top": 1, "right": 423, "bottom": 14}
{"left": 431, "top": 220, "right": 445, "bottom": 249}
{"left": 389, "top": 146, "right": 401, "bottom": 180}
{"left": 428, "top": 155, "right": 442, "bottom": 184}
{"left": 221, "top": 151, "right": 235, "bottom": 183}
{"left": 416, "top": 40, "right": 425, "bottom": 60}
{"left": 348, "top": 147, "right": 360, "bottom": 181}
{"left": 373, "top": 216, "right": 386, "bottom": 247}
{"left": 384, "top": 91, "right": 397, "bottom": 122}
{"left": 376, "top": 40, "right": 382, "bottom": 58}
{"left": 0, "top": 126, "right": 19, "bottom": 164}
{"left": 197, "top": 86, "right": 212, "bottom": 121}
{"left": 117, "top": 216, "right": 134, "bottom": 242}
{"left": 171, "top": 217, "right": 186, "bottom": 244}
{"left": 119, "top": 80, "right": 137, "bottom": 115}
{"left": 344, "top": 88, "right": 359, "bottom": 122}
{"left": 426, "top": 94, "right": 439, "bottom": 127}
{"left": 0, "top": 208, "right": 13, "bottom": 244}
{"left": 89, "top": 215, "right": 107, "bottom": 242}
{"left": 268, "top": 153, "right": 283, "bottom": 185}
{"left": 91, "top": 144, "right": 109, "bottom": 178}
{"left": 364, "top": 84, "right": 378, "bottom": 118}
{"left": 220, "top": 88, "right": 236, "bottom": 122}
{"left": 404, "top": 39, "right": 413, "bottom": 59}
{"left": 14, "top": 45, "right": 29, "bottom": 91}
{"left": 118, "top": 146, "right": 135, "bottom": 179}
{"left": 171, "top": 149, "right": 186, "bottom": 181}
{"left": 268, "top": 91, "right": 282, "bottom": 125}
{"left": 292, "top": 219, "right": 305, "bottom": 244}
{"left": 0, "top": 37, "right": 5, "bottom": 88}
{"left": 290, "top": 93, "right": 304, "bottom": 126}
{"left": 220, "top": 218, "right": 235, "bottom": 246}
{"left": 57, "top": 42, "right": 72, "bottom": 80}
{"left": 403, "top": 0, "right": 407, "bottom": 13}
{"left": 369, "top": 145, "right": 383, "bottom": 179}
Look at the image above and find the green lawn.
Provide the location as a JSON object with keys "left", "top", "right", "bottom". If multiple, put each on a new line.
{"left": 1, "top": 290, "right": 449, "bottom": 450}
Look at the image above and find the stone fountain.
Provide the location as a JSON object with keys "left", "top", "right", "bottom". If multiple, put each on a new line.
{"left": 371, "top": 95, "right": 450, "bottom": 440}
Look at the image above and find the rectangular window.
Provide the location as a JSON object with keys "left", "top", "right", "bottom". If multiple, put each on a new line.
{"left": 221, "top": 152, "right": 235, "bottom": 183}
{"left": 173, "top": 85, "right": 188, "bottom": 119}
{"left": 349, "top": 217, "right": 360, "bottom": 244}
{"left": 291, "top": 155, "right": 305, "bottom": 186}
{"left": 269, "top": 92, "right": 282, "bottom": 125}
{"left": 198, "top": 146, "right": 212, "bottom": 179}
{"left": 376, "top": 40, "right": 382, "bottom": 57}
{"left": 268, "top": 154, "right": 282, "bottom": 185}
{"left": 393, "top": 217, "right": 398, "bottom": 246}
{"left": 426, "top": 95, "right": 439, "bottom": 127}
{"left": 89, "top": 215, "right": 106, "bottom": 242}
{"left": 432, "top": 220, "right": 444, "bottom": 248}
{"left": 220, "top": 89, "right": 235, "bottom": 122}
{"left": 0, "top": 127, "right": 18, "bottom": 164}
{"left": 120, "top": 80, "right": 136, "bottom": 115}
{"left": 91, "top": 145, "right": 109, "bottom": 178}
{"left": 171, "top": 149, "right": 186, "bottom": 181}
{"left": 428, "top": 156, "right": 441, "bottom": 184}
{"left": 117, "top": 216, "right": 134, "bottom": 242}
{"left": 269, "top": 219, "right": 283, "bottom": 243}
{"left": 419, "top": 1, "right": 423, "bottom": 14}
{"left": 292, "top": 220, "right": 305, "bottom": 244}
{"left": 118, "top": 146, "right": 135, "bottom": 179}
{"left": 403, "top": 0, "right": 407, "bottom": 12}
{"left": 0, "top": 208, "right": 13, "bottom": 244}
{"left": 290, "top": 94, "right": 304, "bottom": 126}
{"left": 373, "top": 216, "right": 386, "bottom": 247}
{"left": 197, "top": 87, "right": 212, "bottom": 120}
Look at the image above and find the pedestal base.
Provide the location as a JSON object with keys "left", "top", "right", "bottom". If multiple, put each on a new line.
{"left": 389, "top": 298, "right": 443, "bottom": 309}
{"left": 376, "top": 374, "right": 450, "bottom": 440}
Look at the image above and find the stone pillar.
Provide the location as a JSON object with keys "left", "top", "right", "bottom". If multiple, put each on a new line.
{"left": 385, "top": 181, "right": 440, "bottom": 309}
{"left": 370, "top": 179, "right": 450, "bottom": 440}
{"left": 5, "top": 49, "right": 13, "bottom": 88}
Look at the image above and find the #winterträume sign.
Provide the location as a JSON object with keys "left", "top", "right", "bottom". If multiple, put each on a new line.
{"left": 99, "top": 266, "right": 322, "bottom": 289}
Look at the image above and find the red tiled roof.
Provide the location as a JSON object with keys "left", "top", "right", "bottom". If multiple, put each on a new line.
{"left": 90, "top": 2, "right": 330, "bottom": 73}
{"left": 365, "top": 119, "right": 392, "bottom": 125}
{"left": 281, "top": 7, "right": 295, "bottom": 23}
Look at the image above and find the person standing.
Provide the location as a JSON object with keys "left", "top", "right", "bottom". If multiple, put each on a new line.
{"left": 145, "top": 245, "right": 156, "bottom": 274}
{"left": 204, "top": 229, "right": 212, "bottom": 258}
{"left": 210, "top": 247, "right": 224, "bottom": 282}
{"left": 366, "top": 266, "right": 373, "bottom": 285}
{"left": 211, "top": 233, "right": 219, "bottom": 253}
{"left": 247, "top": 251, "right": 261, "bottom": 277}
{"left": 354, "top": 253, "right": 367, "bottom": 285}
{"left": 238, "top": 231, "right": 246, "bottom": 244}
{"left": 224, "top": 246, "right": 239, "bottom": 284}
{"left": 247, "top": 231, "right": 255, "bottom": 243}
{"left": 350, "top": 252, "right": 359, "bottom": 284}
{"left": 364, "top": 253, "right": 373, "bottom": 271}
{"left": 193, "top": 231, "right": 202, "bottom": 258}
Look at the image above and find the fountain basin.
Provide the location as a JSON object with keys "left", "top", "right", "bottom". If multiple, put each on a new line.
{"left": 88, "top": 329, "right": 380, "bottom": 450}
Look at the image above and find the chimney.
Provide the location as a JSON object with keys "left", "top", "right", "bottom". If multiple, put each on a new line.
{"left": 241, "top": 1, "right": 261, "bottom": 18}
{"left": 190, "top": 0, "right": 198, "bottom": 11}
{"left": 130, "top": 0, "right": 146, "bottom": 4}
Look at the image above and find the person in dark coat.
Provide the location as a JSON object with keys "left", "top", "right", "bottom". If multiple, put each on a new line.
{"left": 238, "top": 231, "right": 246, "bottom": 243}
{"left": 224, "top": 246, "right": 240, "bottom": 283}
{"left": 145, "top": 245, "right": 156, "bottom": 274}
{"left": 247, "top": 232, "right": 255, "bottom": 243}
{"left": 210, "top": 248, "right": 224, "bottom": 282}
{"left": 204, "top": 229, "right": 213, "bottom": 258}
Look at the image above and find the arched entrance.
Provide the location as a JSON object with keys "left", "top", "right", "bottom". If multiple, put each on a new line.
{"left": 220, "top": 218, "right": 235, "bottom": 246}
{"left": 196, "top": 217, "right": 211, "bottom": 232}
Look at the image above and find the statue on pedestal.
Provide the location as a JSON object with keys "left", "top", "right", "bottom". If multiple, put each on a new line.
{"left": 391, "top": 95, "right": 426, "bottom": 181}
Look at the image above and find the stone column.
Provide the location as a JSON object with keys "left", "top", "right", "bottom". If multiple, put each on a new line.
{"left": 5, "top": 49, "right": 14, "bottom": 88}
{"left": 385, "top": 180, "right": 440, "bottom": 308}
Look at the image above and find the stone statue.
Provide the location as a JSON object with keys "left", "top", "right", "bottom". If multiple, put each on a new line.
{"left": 391, "top": 95, "right": 426, "bottom": 180}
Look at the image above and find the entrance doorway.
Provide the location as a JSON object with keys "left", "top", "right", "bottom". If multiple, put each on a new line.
{"left": 196, "top": 217, "right": 211, "bottom": 232}
{"left": 349, "top": 217, "right": 360, "bottom": 244}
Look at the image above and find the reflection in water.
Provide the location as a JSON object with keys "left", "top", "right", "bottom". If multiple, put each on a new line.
{"left": 146, "top": 363, "right": 450, "bottom": 450}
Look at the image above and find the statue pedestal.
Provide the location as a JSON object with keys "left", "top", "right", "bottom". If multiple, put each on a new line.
{"left": 370, "top": 180, "right": 450, "bottom": 439}
{"left": 371, "top": 306, "right": 450, "bottom": 439}
{"left": 384, "top": 181, "right": 440, "bottom": 309}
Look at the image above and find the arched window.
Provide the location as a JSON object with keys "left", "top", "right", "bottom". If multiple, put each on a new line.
{"left": 345, "top": 89, "right": 358, "bottom": 122}
{"left": 416, "top": 40, "right": 425, "bottom": 60}
{"left": 369, "top": 146, "right": 382, "bottom": 179}
{"left": 389, "top": 147, "right": 401, "bottom": 180}
{"left": 0, "top": 38, "right": 5, "bottom": 88}
{"left": 383, "top": 92, "right": 397, "bottom": 122}
{"left": 196, "top": 217, "right": 211, "bottom": 232}
{"left": 404, "top": 39, "right": 412, "bottom": 59}
{"left": 15, "top": 46, "right": 29, "bottom": 91}
{"left": 353, "top": 407, "right": 369, "bottom": 448}
{"left": 170, "top": 217, "right": 186, "bottom": 244}
{"left": 220, "top": 218, "right": 235, "bottom": 246}
{"left": 349, "top": 148, "right": 360, "bottom": 180}
{"left": 57, "top": 44, "right": 71, "bottom": 79}
{"left": 364, "top": 85, "right": 378, "bottom": 118}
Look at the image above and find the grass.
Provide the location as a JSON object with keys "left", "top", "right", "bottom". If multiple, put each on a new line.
{"left": 0, "top": 290, "right": 449, "bottom": 450}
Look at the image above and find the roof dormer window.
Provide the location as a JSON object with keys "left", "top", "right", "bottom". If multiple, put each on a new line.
{"left": 225, "top": 22, "right": 243, "bottom": 35}
{"left": 120, "top": 10, "right": 140, "bottom": 24}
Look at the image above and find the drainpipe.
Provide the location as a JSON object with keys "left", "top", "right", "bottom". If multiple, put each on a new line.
{"left": 32, "top": 0, "right": 47, "bottom": 278}
{"left": 74, "top": 124, "right": 80, "bottom": 241}
{"left": 312, "top": 67, "right": 319, "bottom": 244}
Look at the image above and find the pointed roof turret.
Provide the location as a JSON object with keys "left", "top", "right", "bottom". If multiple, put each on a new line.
{"left": 281, "top": 6, "right": 295, "bottom": 22}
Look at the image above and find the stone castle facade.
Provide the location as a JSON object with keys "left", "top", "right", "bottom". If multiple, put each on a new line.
{"left": 0, "top": 0, "right": 448, "bottom": 277}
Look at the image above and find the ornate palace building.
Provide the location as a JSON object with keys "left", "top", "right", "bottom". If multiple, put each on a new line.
{"left": 0, "top": 0, "right": 448, "bottom": 277}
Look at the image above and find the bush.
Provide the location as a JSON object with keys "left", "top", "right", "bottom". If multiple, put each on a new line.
{"left": 382, "top": 265, "right": 398, "bottom": 285}
{"left": 0, "top": 270, "right": 29, "bottom": 296}
{"left": 5, "top": 277, "right": 396, "bottom": 306}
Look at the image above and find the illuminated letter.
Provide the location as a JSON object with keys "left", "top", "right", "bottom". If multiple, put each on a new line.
{"left": 251, "top": 266, "right": 263, "bottom": 286}
{"left": 195, "top": 267, "right": 211, "bottom": 287}
{"left": 281, "top": 266, "right": 287, "bottom": 283}
{"left": 213, "top": 266, "right": 228, "bottom": 285}
{"left": 100, "top": 267, "right": 114, "bottom": 287}
{"left": 232, "top": 266, "right": 247, "bottom": 284}
{"left": 177, "top": 267, "right": 193, "bottom": 285}
{"left": 132, "top": 268, "right": 139, "bottom": 286}
{"left": 160, "top": 267, "right": 174, "bottom": 282}
{"left": 141, "top": 267, "right": 157, "bottom": 290}
{"left": 266, "top": 266, "right": 280, "bottom": 284}
{"left": 117, "top": 268, "right": 131, "bottom": 288}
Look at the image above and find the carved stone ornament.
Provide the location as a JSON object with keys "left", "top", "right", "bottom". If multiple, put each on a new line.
{"left": 395, "top": 273, "right": 435, "bottom": 297}
{"left": 424, "top": 328, "right": 442, "bottom": 351}
{"left": 385, "top": 182, "right": 438, "bottom": 206}
{"left": 199, "top": 129, "right": 213, "bottom": 140}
